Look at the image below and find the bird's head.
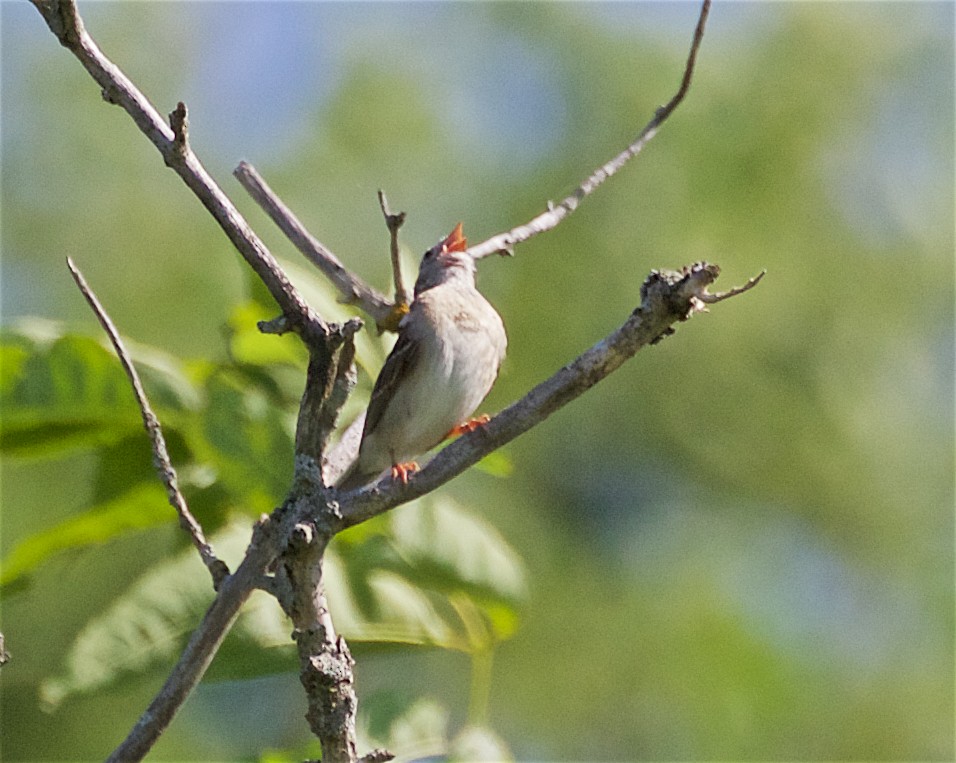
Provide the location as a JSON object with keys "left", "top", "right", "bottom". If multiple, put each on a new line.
{"left": 414, "top": 222, "right": 476, "bottom": 295}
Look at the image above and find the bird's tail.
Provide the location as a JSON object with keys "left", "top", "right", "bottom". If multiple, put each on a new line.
{"left": 335, "top": 463, "right": 379, "bottom": 492}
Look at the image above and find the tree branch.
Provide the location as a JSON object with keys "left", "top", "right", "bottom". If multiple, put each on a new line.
{"left": 277, "top": 520, "right": 362, "bottom": 763}
{"left": 66, "top": 257, "right": 228, "bottom": 587}
{"left": 377, "top": 189, "right": 411, "bottom": 311}
{"left": 233, "top": 161, "right": 397, "bottom": 331}
{"left": 466, "top": 0, "right": 711, "bottom": 260}
{"left": 336, "top": 261, "right": 758, "bottom": 528}
{"left": 30, "top": 0, "right": 328, "bottom": 346}
{"left": 699, "top": 269, "right": 766, "bottom": 303}
{"left": 294, "top": 320, "right": 362, "bottom": 468}
{"left": 106, "top": 515, "right": 280, "bottom": 762}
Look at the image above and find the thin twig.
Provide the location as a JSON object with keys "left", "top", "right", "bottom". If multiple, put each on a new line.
{"left": 467, "top": 0, "right": 711, "bottom": 260}
{"left": 377, "top": 189, "right": 410, "bottom": 308}
{"left": 107, "top": 516, "right": 281, "bottom": 763}
{"left": 66, "top": 258, "right": 228, "bottom": 587}
{"left": 233, "top": 161, "right": 394, "bottom": 328}
{"left": 699, "top": 269, "right": 766, "bottom": 304}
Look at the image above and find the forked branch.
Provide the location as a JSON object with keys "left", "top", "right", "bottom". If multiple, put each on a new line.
{"left": 233, "top": 161, "right": 396, "bottom": 330}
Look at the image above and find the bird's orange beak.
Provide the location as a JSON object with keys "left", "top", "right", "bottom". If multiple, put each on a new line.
{"left": 441, "top": 222, "right": 467, "bottom": 253}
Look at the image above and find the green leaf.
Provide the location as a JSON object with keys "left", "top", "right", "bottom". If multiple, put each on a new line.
{"left": 187, "top": 367, "right": 295, "bottom": 514}
{"left": 359, "top": 697, "right": 514, "bottom": 763}
{"left": 226, "top": 301, "right": 308, "bottom": 369}
{"left": 474, "top": 448, "right": 514, "bottom": 478}
{"left": 0, "top": 324, "right": 199, "bottom": 458}
{"left": 328, "top": 496, "right": 528, "bottom": 651}
{"left": 325, "top": 547, "right": 461, "bottom": 649}
{"left": 39, "top": 521, "right": 259, "bottom": 708}
{"left": 38, "top": 495, "right": 529, "bottom": 706}
{"left": 0, "top": 483, "right": 172, "bottom": 591}
{"left": 390, "top": 496, "right": 528, "bottom": 608}
{"left": 0, "top": 333, "right": 140, "bottom": 456}
{"left": 381, "top": 698, "right": 449, "bottom": 759}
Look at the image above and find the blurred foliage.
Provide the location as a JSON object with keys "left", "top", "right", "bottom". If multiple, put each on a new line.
{"left": 0, "top": 305, "right": 525, "bottom": 752}
{"left": 1, "top": 1, "right": 953, "bottom": 762}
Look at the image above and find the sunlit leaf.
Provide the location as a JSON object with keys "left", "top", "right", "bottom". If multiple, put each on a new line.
{"left": 474, "top": 448, "right": 514, "bottom": 478}
{"left": 188, "top": 368, "right": 295, "bottom": 514}
{"left": 359, "top": 697, "right": 514, "bottom": 763}
{"left": 382, "top": 698, "right": 449, "bottom": 761}
{"left": 327, "top": 496, "right": 527, "bottom": 651}
{"left": 451, "top": 724, "right": 514, "bottom": 763}
{"left": 324, "top": 546, "right": 461, "bottom": 650}
{"left": 226, "top": 301, "right": 308, "bottom": 369}
{"left": 0, "top": 326, "right": 199, "bottom": 458}
{"left": 390, "top": 496, "right": 528, "bottom": 607}
{"left": 38, "top": 507, "right": 519, "bottom": 707}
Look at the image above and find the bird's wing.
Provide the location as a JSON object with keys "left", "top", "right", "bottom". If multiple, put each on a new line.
{"left": 363, "top": 326, "right": 421, "bottom": 436}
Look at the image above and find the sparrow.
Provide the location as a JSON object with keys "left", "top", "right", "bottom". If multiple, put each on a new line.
{"left": 338, "top": 222, "right": 507, "bottom": 490}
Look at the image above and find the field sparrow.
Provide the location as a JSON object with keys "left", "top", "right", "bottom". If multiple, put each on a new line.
{"left": 338, "top": 223, "right": 506, "bottom": 489}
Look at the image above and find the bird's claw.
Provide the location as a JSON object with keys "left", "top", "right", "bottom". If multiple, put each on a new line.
{"left": 390, "top": 462, "right": 419, "bottom": 484}
{"left": 447, "top": 414, "right": 491, "bottom": 438}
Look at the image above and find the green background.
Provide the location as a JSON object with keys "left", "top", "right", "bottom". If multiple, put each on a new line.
{"left": 2, "top": 1, "right": 953, "bottom": 760}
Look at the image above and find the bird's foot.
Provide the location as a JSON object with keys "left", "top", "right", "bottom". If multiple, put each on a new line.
{"left": 447, "top": 414, "right": 491, "bottom": 438}
{"left": 390, "top": 462, "right": 419, "bottom": 484}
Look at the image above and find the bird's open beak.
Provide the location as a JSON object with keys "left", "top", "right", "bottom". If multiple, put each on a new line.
{"left": 441, "top": 222, "right": 467, "bottom": 254}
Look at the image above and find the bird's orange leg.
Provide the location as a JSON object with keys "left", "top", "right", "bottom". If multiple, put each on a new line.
{"left": 390, "top": 462, "right": 419, "bottom": 484}
{"left": 446, "top": 414, "right": 491, "bottom": 438}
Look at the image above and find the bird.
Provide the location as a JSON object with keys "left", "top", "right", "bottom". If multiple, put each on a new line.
{"left": 337, "top": 222, "right": 507, "bottom": 490}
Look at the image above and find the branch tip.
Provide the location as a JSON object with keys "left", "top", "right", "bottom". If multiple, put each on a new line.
{"left": 378, "top": 189, "right": 410, "bottom": 307}
{"left": 467, "top": 0, "right": 711, "bottom": 261}
{"left": 699, "top": 268, "right": 766, "bottom": 304}
{"left": 376, "top": 189, "right": 406, "bottom": 233}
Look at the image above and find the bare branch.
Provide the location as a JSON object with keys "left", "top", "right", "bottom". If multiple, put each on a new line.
{"left": 233, "top": 161, "right": 395, "bottom": 328}
{"left": 699, "top": 268, "right": 766, "bottom": 304}
{"left": 107, "top": 516, "right": 281, "bottom": 763}
{"left": 30, "top": 0, "right": 327, "bottom": 345}
{"left": 66, "top": 257, "right": 228, "bottom": 587}
{"left": 467, "top": 0, "right": 711, "bottom": 261}
{"left": 277, "top": 523, "right": 362, "bottom": 763}
{"left": 377, "top": 189, "right": 410, "bottom": 309}
{"left": 295, "top": 320, "right": 362, "bottom": 466}
{"left": 336, "top": 262, "right": 761, "bottom": 528}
